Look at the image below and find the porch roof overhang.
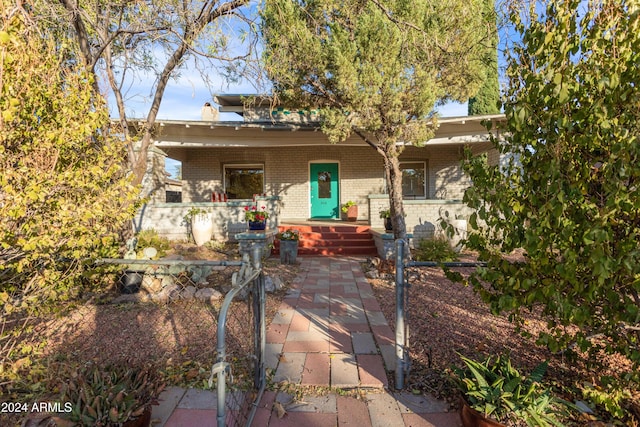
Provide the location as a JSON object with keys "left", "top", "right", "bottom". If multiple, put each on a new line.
{"left": 149, "top": 114, "right": 505, "bottom": 149}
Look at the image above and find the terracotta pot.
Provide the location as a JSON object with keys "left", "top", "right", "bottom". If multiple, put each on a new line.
{"left": 460, "top": 400, "right": 505, "bottom": 427}
{"left": 122, "top": 406, "right": 151, "bottom": 427}
{"left": 345, "top": 205, "right": 358, "bottom": 221}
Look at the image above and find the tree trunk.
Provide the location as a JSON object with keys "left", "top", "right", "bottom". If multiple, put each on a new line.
{"left": 383, "top": 153, "right": 407, "bottom": 242}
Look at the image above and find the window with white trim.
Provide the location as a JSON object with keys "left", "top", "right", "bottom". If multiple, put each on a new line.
{"left": 224, "top": 164, "right": 264, "bottom": 199}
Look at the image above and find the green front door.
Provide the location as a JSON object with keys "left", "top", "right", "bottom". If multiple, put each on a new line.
{"left": 310, "top": 163, "right": 339, "bottom": 219}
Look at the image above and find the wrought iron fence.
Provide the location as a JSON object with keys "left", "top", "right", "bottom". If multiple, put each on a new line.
{"left": 393, "top": 239, "right": 487, "bottom": 390}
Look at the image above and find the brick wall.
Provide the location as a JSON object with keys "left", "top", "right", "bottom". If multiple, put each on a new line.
{"left": 368, "top": 196, "right": 473, "bottom": 243}
{"left": 181, "top": 145, "right": 385, "bottom": 220}
{"left": 148, "top": 143, "right": 480, "bottom": 240}
{"left": 135, "top": 197, "right": 280, "bottom": 241}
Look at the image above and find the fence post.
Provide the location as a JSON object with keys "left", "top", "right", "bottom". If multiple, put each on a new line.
{"left": 395, "top": 239, "right": 406, "bottom": 390}
{"left": 250, "top": 245, "right": 266, "bottom": 391}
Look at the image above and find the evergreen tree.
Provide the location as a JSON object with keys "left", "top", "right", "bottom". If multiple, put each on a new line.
{"left": 261, "top": 0, "right": 489, "bottom": 239}
{"left": 468, "top": 0, "right": 500, "bottom": 115}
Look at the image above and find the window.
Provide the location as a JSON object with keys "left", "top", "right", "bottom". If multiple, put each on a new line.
{"left": 400, "top": 161, "right": 427, "bottom": 199}
{"left": 317, "top": 171, "right": 332, "bottom": 199}
{"left": 224, "top": 164, "right": 264, "bottom": 199}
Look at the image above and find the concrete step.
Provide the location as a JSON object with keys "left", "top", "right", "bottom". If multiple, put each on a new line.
{"left": 297, "top": 246, "right": 377, "bottom": 256}
{"left": 273, "top": 223, "right": 377, "bottom": 257}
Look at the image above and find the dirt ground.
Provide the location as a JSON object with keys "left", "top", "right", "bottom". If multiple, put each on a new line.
{"left": 4, "top": 244, "right": 639, "bottom": 425}
{"left": 367, "top": 257, "right": 640, "bottom": 425}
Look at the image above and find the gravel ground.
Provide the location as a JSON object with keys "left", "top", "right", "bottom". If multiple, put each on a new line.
{"left": 35, "top": 248, "right": 300, "bottom": 382}
{"left": 6, "top": 247, "right": 639, "bottom": 425}
{"left": 366, "top": 257, "right": 640, "bottom": 424}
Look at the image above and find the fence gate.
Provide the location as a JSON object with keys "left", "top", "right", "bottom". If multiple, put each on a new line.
{"left": 98, "top": 245, "right": 266, "bottom": 427}
{"left": 393, "top": 239, "right": 486, "bottom": 390}
{"left": 208, "top": 246, "right": 266, "bottom": 427}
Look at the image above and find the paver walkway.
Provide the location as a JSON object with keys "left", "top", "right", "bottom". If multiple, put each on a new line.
{"left": 153, "top": 256, "right": 462, "bottom": 427}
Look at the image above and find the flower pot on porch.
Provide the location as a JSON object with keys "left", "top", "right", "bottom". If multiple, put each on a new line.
{"left": 279, "top": 240, "right": 298, "bottom": 264}
{"left": 345, "top": 205, "right": 358, "bottom": 221}
{"left": 191, "top": 213, "right": 213, "bottom": 246}
{"left": 248, "top": 220, "right": 267, "bottom": 231}
{"left": 384, "top": 217, "right": 393, "bottom": 232}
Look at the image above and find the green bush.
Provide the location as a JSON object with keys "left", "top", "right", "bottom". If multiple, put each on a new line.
{"left": 0, "top": 8, "right": 138, "bottom": 315}
{"left": 135, "top": 229, "right": 170, "bottom": 259}
{"left": 414, "top": 236, "right": 458, "bottom": 262}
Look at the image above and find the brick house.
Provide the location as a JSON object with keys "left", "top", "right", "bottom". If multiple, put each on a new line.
{"left": 136, "top": 95, "right": 503, "bottom": 255}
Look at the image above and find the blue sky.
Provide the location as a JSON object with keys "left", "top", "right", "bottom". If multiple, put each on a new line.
{"left": 113, "top": 69, "right": 471, "bottom": 122}
{"left": 133, "top": 71, "right": 470, "bottom": 178}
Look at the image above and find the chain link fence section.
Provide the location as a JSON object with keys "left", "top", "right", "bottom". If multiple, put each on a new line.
{"left": 393, "top": 239, "right": 487, "bottom": 390}
{"left": 92, "top": 248, "right": 266, "bottom": 427}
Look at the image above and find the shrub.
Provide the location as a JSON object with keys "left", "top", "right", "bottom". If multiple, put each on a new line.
{"left": 452, "top": 354, "right": 570, "bottom": 425}
{"left": 58, "top": 363, "right": 164, "bottom": 426}
{"left": 0, "top": 7, "right": 138, "bottom": 315}
{"left": 135, "top": 229, "right": 170, "bottom": 259}
{"left": 414, "top": 236, "right": 458, "bottom": 262}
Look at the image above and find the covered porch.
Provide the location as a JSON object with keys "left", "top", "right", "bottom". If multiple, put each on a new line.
{"left": 136, "top": 110, "right": 502, "bottom": 244}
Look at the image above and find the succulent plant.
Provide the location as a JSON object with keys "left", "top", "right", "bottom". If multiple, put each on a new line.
{"left": 452, "top": 354, "right": 570, "bottom": 426}
{"left": 58, "top": 363, "right": 164, "bottom": 426}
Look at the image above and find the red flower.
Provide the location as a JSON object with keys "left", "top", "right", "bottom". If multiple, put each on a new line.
{"left": 244, "top": 204, "right": 270, "bottom": 222}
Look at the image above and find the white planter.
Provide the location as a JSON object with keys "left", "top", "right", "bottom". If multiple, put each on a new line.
{"left": 449, "top": 219, "right": 467, "bottom": 251}
{"left": 191, "top": 213, "right": 213, "bottom": 246}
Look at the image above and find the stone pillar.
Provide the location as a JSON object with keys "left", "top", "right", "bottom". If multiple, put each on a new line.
{"left": 236, "top": 229, "right": 277, "bottom": 259}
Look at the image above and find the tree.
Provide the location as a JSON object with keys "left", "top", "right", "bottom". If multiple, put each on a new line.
{"left": 261, "top": 0, "right": 490, "bottom": 240}
{"left": 462, "top": 0, "right": 640, "bottom": 382}
{"left": 41, "top": 0, "right": 256, "bottom": 190}
{"left": 468, "top": 0, "right": 500, "bottom": 115}
{"left": 0, "top": 3, "right": 138, "bottom": 312}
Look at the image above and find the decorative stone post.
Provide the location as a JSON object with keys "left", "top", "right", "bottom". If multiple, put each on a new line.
{"left": 236, "top": 229, "right": 277, "bottom": 259}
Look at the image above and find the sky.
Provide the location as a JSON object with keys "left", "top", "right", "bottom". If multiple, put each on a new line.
{"left": 124, "top": 72, "right": 470, "bottom": 178}
{"left": 115, "top": 69, "right": 471, "bottom": 123}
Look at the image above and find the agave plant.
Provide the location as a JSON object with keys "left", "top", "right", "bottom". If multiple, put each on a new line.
{"left": 58, "top": 363, "right": 164, "bottom": 426}
{"left": 452, "top": 354, "right": 570, "bottom": 426}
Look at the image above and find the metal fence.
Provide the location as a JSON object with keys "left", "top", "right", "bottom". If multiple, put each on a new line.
{"left": 95, "top": 246, "right": 266, "bottom": 427}
{"left": 393, "top": 239, "right": 487, "bottom": 390}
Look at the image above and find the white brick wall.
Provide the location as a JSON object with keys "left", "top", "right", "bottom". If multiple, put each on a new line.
{"left": 136, "top": 197, "right": 280, "bottom": 241}
{"left": 368, "top": 196, "right": 473, "bottom": 243}
{"left": 150, "top": 143, "right": 477, "bottom": 240}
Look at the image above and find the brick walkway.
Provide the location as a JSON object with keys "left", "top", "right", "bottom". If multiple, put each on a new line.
{"left": 153, "top": 257, "right": 461, "bottom": 427}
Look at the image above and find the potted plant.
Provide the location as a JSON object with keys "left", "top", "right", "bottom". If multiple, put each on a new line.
{"left": 276, "top": 228, "right": 300, "bottom": 264}
{"left": 379, "top": 208, "right": 393, "bottom": 232}
{"left": 341, "top": 201, "right": 358, "bottom": 221}
{"left": 184, "top": 207, "right": 213, "bottom": 246}
{"left": 56, "top": 363, "right": 164, "bottom": 427}
{"left": 244, "top": 205, "right": 270, "bottom": 230}
{"left": 452, "top": 354, "right": 568, "bottom": 427}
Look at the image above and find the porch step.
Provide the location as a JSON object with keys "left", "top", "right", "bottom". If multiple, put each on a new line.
{"left": 273, "top": 224, "right": 377, "bottom": 257}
